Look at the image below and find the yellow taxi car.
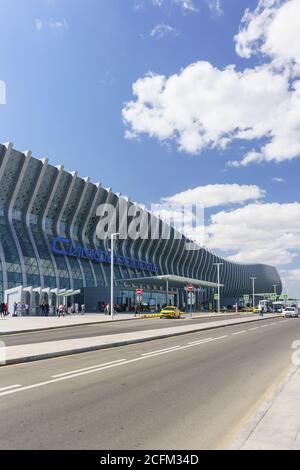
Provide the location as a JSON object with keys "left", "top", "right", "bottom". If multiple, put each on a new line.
{"left": 160, "top": 306, "right": 183, "bottom": 319}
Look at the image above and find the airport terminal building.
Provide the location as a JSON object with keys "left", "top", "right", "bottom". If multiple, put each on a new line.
{"left": 0, "top": 142, "right": 282, "bottom": 312}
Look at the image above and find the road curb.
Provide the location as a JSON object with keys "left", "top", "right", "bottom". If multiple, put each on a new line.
{"left": 0, "top": 312, "right": 253, "bottom": 336}
{"left": 2, "top": 315, "right": 278, "bottom": 366}
{"left": 225, "top": 363, "right": 299, "bottom": 450}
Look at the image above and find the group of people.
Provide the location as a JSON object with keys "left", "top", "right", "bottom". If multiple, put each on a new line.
{"left": 0, "top": 302, "right": 9, "bottom": 317}
{"left": 56, "top": 302, "right": 85, "bottom": 317}
{"left": 2, "top": 302, "right": 30, "bottom": 317}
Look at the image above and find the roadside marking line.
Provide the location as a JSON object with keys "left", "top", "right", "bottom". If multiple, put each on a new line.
{"left": 248, "top": 327, "right": 259, "bottom": 331}
{"left": 232, "top": 330, "right": 247, "bottom": 335}
{"left": 212, "top": 335, "right": 229, "bottom": 340}
{"left": 188, "top": 338, "right": 213, "bottom": 345}
{"left": 51, "top": 359, "right": 127, "bottom": 378}
{"left": 0, "top": 384, "right": 21, "bottom": 392}
{"left": 141, "top": 346, "right": 182, "bottom": 356}
{"left": 0, "top": 334, "right": 230, "bottom": 399}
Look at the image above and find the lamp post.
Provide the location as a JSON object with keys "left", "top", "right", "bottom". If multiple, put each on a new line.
{"left": 250, "top": 277, "right": 257, "bottom": 312}
{"left": 213, "top": 263, "right": 223, "bottom": 314}
{"left": 110, "top": 232, "right": 119, "bottom": 320}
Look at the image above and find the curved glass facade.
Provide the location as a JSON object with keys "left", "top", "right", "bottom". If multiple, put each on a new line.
{"left": 0, "top": 142, "right": 282, "bottom": 305}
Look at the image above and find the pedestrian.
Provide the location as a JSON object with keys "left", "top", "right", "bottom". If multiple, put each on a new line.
{"left": 17, "top": 302, "right": 22, "bottom": 317}
{"left": 0, "top": 302, "right": 5, "bottom": 318}
{"left": 57, "top": 304, "right": 65, "bottom": 317}
{"left": 81, "top": 304, "right": 85, "bottom": 315}
{"left": 25, "top": 303, "right": 29, "bottom": 316}
{"left": 13, "top": 301, "right": 17, "bottom": 316}
{"left": 75, "top": 302, "right": 79, "bottom": 314}
{"left": 105, "top": 303, "right": 110, "bottom": 315}
{"left": 4, "top": 303, "right": 9, "bottom": 316}
{"left": 45, "top": 302, "right": 49, "bottom": 317}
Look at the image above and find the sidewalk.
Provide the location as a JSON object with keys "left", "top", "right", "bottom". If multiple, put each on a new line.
{"left": 0, "top": 314, "right": 276, "bottom": 365}
{"left": 228, "top": 365, "right": 300, "bottom": 450}
{"left": 0, "top": 311, "right": 248, "bottom": 335}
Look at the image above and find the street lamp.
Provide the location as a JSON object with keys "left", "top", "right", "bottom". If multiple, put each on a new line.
{"left": 110, "top": 232, "right": 119, "bottom": 320}
{"left": 213, "top": 263, "right": 223, "bottom": 314}
{"left": 250, "top": 277, "right": 257, "bottom": 312}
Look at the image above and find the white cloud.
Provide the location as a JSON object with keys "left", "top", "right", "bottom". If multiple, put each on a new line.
{"left": 150, "top": 23, "right": 179, "bottom": 38}
{"left": 0, "top": 80, "right": 6, "bottom": 105}
{"left": 152, "top": 0, "right": 198, "bottom": 13}
{"left": 279, "top": 268, "right": 300, "bottom": 298}
{"left": 123, "top": 61, "right": 300, "bottom": 163}
{"left": 272, "top": 177, "right": 285, "bottom": 182}
{"left": 35, "top": 18, "right": 69, "bottom": 33}
{"left": 49, "top": 18, "right": 69, "bottom": 32}
{"left": 163, "top": 184, "right": 265, "bottom": 208}
{"left": 235, "top": 0, "right": 300, "bottom": 73}
{"left": 123, "top": 0, "right": 300, "bottom": 166}
{"left": 35, "top": 18, "right": 43, "bottom": 31}
{"left": 206, "top": 0, "right": 223, "bottom": 16}
{"left": 204, "top": 202, "right": 300, "bottom": 266}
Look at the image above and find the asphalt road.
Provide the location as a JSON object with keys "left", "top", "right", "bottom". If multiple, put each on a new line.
{"left": 2, "top": 314, "right": 252, "bottom": 346}
{"left": 0, "top": 317, "right": 299, "bottom": 450}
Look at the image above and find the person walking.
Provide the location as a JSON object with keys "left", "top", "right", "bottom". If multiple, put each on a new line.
{"left": 25, "top": 303, "right": 29, "bottom": 316}
{"left": 17, "top": 302, "right": 22, "bottom": 317}
{"left": 13, "top": 302, "right": 17, "bottom": 317}
{"left": 105, "top": 303, "right": 110, "bottom": 316}
{"left": 57, "top": 304, "right": 65, "bottom": 317}
{"left": 81, "top": 304, "right": 85, "bottom": 315}
{"left": 45, "top": 302, "right": 49, "bottom": 317}
{"left": 0, "top": 302, "right": 5, "bottom": 318}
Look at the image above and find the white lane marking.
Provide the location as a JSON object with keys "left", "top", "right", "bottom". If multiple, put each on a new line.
{"left": 0, "top": 359, "right": 147, "bottom": 398}
{"left": 0, "top": 334, "right": 232, "bottom": 398}
{"left": 260, "top": 325, "right": 269, "bottom": 328}
{"left": 232, "top": 330, "right": 247, "bottom": 335}
{"left": 0, "top": 384, "right": 21, "bottom": 392}
{"left": 144, "top": 335, "right": 229, "bottom": 358}
{"left": 51, "top": 359, "right": 127, "bottom": 378}
{"left": 141, "top": 346, "right": 182, "bottom": 356}
{"left": 248, "top": 327, "right": 259, "bottom": 331}
{"left": 188, "top": 338, "right": 213, "bottom": 345}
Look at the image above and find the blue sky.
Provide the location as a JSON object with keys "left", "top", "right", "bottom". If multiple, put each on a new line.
{"left": 1, "top": 0, "right": 300, "bottom": 296}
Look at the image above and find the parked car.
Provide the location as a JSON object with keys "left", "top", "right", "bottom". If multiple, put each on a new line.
{"left": 283, "top": 307, "right": 299, "bottom": 318}
{"left": 160, "top": 306, "right": 183, "bottom": 319}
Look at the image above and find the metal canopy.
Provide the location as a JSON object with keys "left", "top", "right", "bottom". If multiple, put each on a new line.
{"left": 118, "top": 274, "right": 222, "bottom": 289}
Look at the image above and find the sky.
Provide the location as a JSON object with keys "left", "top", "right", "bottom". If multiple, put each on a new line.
{"left": 1, "top": 0, "right": 300, "bottom": 297}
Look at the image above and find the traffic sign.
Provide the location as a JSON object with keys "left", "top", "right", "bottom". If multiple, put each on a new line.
{"left": 136, "top": 288, "right": 143, "bottom": 296}
{"left": 187, "top": 284, "right": 193, "bottom": 292}
{"left": 214, "top": 293, "right": 220, "bottom": 301}
{"left": 269, "top": 293, "right": 277, "bottom": 300}
{"left": 280, "top": 293, "right": 289, "bottom": 300}
{"left": 243, "top": 294, "right": 250, "bottom": 302}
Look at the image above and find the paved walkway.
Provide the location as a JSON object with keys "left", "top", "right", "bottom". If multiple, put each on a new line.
{"left": 0, "top": 311, "right": 246, "bottom": 335}
{"left": 0, "top": 314, "right": 276, "bottom": 365}
{"left": 228, "top": 364, "right": 300, "bottom": 450}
